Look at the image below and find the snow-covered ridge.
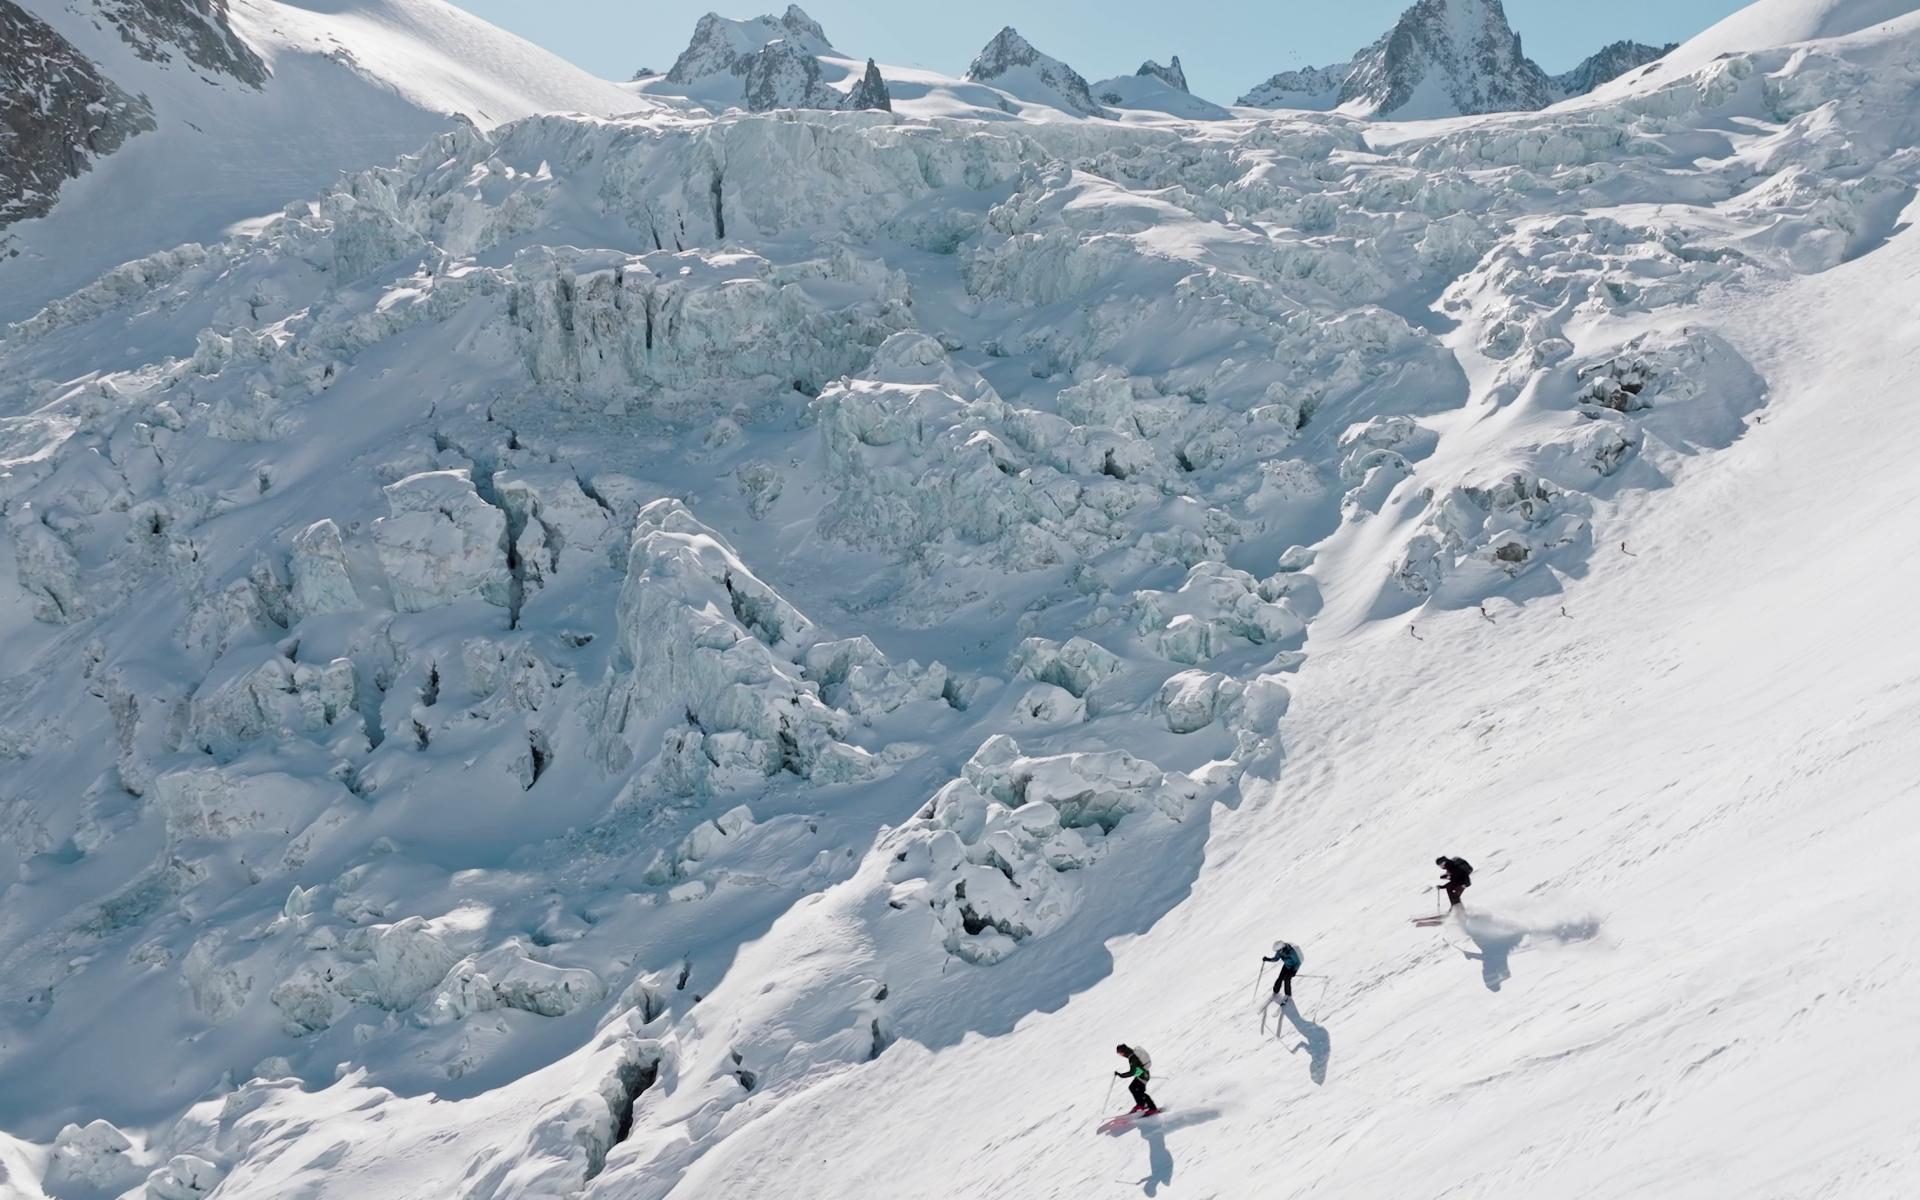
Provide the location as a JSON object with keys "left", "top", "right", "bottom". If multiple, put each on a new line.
{"left": 643, "top": 8, "right": 1220, "bottom": 121}
{"left": 1550, "top": 39, "right": 1677, "bottom": 97}
{"left": 1241, "top": 0, "right": 1677, "bottom": 117}
{"left": 0, "top": 0, "right": 650, "bottom": 322}
{"left": 1136, "top": 56, "right": 1189, "bottom": 93}
{"left": 639, "top": 5, "right": 891, "bottom": 114}
{"left": 3, "top": 1, "right": 1920, "bottom": 1196}
{"left": 664, "top": 4, "right": 833, "bottom": 82}
{"left": 965, "top": 26, "right": 1110, "bottom": 118}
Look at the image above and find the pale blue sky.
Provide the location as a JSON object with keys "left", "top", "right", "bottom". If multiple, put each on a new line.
{"left": 448, "top": 0, "right": 1749, "bottom": 101}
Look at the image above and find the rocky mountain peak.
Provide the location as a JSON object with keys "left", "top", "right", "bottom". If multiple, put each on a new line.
{"left": 1241, "top": 0, "right": 1675, "bottom": 117}
{"left": 1344, "top": 0, "right": 1553, "bottom": 118}
{"left": 1136, "top": 56, "right": 1188, "bottom": 93}
{"left": 965, "top": 26, "right": 1108, "bottom": 117}
{"left": 666, "top": 5, "right": 835, "bottom": 84}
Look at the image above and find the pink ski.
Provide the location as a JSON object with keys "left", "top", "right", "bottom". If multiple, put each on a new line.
{"left": 1097, "top": 1108, "right": 1165, "bottom": 1133}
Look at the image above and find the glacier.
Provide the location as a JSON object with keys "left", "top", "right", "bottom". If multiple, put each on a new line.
{"left": 1, "top": 1, "right": 1918, "bottom": 1198}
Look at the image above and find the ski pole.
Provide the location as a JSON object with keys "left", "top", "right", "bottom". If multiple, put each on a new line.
{"left": 1103, "top": 1075, "right": 1115, "bottom": 1112}
{"left": 1251, "top": 958, "right": 1266, "bottom": 1003}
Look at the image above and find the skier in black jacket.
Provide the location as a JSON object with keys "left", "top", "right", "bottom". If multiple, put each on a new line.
{"left": 1436, "top": 856, "right": 1473, "bottom": 908}
{"left": 1113, "top": 1044, "right": 1158, "bottom": 1114}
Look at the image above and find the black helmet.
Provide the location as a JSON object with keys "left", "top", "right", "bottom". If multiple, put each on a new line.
{"left": 1435, "top": 856, "right": 1447, "bottom": 866}
{"left": 1115, "top": 1044, "right": 1129, "bottom": 1054}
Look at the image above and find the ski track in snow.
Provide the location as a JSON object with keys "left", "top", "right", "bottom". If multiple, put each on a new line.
{"left": 2, "top": 2, "right": 1920, "bottom": 1197}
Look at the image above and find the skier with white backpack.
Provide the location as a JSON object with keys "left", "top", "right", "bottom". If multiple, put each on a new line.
{"left": 1262, "top": 940, "right": 1305, "bottom": 1006}
{"left": 1113, "top": 1044, "right": 1158, "bottom": 1115}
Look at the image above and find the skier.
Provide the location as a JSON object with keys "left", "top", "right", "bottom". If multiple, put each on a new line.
{"left": 1262, "top": 940, "right": 1304, "bottom": 1004}
{"left": 1113, "top": 1044, "right": 1158, "bottom": 1115}
{"left": 1436, "top": 855, "right": 1473, "bottom": 908}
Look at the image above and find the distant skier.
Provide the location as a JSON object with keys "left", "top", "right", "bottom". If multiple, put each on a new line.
{"left": 1262, "top": 940, "right": 1304, "bottom": 1004}
{"left": 1436, "top": 855, "right": 1473, "bottom": 908}
{"left": 1113, "top": 1044, "right": 1158, "bottom": 1115}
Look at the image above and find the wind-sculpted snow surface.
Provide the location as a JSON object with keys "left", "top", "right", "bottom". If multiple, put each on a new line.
{"left": 2, "top": 8, "right": 1920, "bottom": 1195}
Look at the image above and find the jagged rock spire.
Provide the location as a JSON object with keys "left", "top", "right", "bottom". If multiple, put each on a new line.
{"left": 1136, "top": 56, "right": 1188, "bottom": 93}
{"left": 846, "top": 58, "right": 892, "bottom": 112}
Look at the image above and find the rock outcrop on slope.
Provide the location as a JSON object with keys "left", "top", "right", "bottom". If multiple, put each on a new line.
{"left": 1093, "top": 52, "right": 1228, "bottom": 118}
{"left": 844, "top": 57, "right": 892, "bottom": 112}
{"left": 1239, "top": 61, "right": 1351, "bottom": 110}
{"left": 1551, "top": 39, "right": 1676, "bottom": 95}
{"left": 1240, "top": 0, "right": 1674, "bottom": 117}
{"left": 0, "top": 1, "right": 157, "bottom": 225}
{"left": 739, "top": 40, "right": 840, "bottom": 110}
{"left": 1, "top": 0, "right": 272, "bottom": 228}
{"left": 965, "top": 26, "right": 1110, "bottom": 117}
{"left": 1136, "top": 56, "right": 1188, "bottom": 93}
{"left": 95, "top": 0, "right": 267, "bottom": 86}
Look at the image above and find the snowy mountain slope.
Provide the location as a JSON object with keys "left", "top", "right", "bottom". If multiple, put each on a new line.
{"left": 1238, "top": 61, "right": 1351, "bottom": 111}
{"left": 1594, "top": 0, "right": 1919, "bottom": 95}
{"left": 0, "top": 3, "right": 1917, "bottom": 1199}
{"left": 0, "top": 0, "right": 157, "bottom": 226}
{"left": 664, "top": 4, "right": 833, "bottom": 82}
{"left": 1092, "top": 58, "right": 1232, "bottom": 120}
{"left": 0, "top": 0, "right": 648, "bottom": 326}
{"left": 1240, "top": 0, "right": 1678, "bottom": 116}
{"left": 634, "top": 5, "right": 891, "bottom": 115}
{"left": 965, "top": 27, "right": 1112, "bottom": 118}
{"left": 676, "top": 218, "right": 1920, "bottom": 1200}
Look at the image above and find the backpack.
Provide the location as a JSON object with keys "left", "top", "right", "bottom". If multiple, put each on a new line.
{"left": 1132, "top": 1046, "right": 1152, "bottom": 1072}
{"left": 1452, "top": 858, "right": 1473, "bottom": 878}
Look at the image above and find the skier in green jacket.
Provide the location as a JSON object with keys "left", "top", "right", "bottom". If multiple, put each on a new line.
{"left": 1114, "top": 1044, "right": 1159, "bottom": 1115}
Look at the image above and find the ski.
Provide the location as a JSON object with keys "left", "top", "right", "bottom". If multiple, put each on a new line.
{"left": 1097, "top": 1109, "right": 1166, "bottom": 1131}
{"left": 1410, "top": 915, "right": 1447, "bottom": 926}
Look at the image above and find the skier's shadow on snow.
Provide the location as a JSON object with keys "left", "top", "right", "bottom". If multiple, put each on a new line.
{"left": 1277, "top": 1003, "right": 1332, "bottom": 1085}
{"left": 1102, "top": 1108, "right": 1220, "bottom": 1196}
{"left": 1456, "top": 912, "right": 1601, "bottom": 992}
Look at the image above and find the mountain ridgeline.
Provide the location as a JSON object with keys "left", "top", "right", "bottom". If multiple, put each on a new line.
{"left": 1241, "top": 0, "right": 1675, "bottom": 116}
{"left": 642, "top": 1, "right": 1676, "bottom": 122}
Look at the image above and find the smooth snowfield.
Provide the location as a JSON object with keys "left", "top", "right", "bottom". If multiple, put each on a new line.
{"left": 1594, "top": 0, "right": 1920, "bottom": 97}
{"left": 2, "top": 2, "right": 1919, "bottom": 1197}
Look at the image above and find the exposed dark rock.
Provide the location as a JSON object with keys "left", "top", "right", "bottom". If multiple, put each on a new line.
{"left": 1, "top": 0, "right": 156, "bottom": 227}
{"left": 98, "top": 0, "right": 267, "bottom": 87}
{"left": 1553, "top": 40, "right": 1677, "bottom": 96}
{"left": 1136, "top": 55, "right": 1188, "bottom": 93}
{"left": 845, "top": 57, "right": 891, "bottom": 112}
